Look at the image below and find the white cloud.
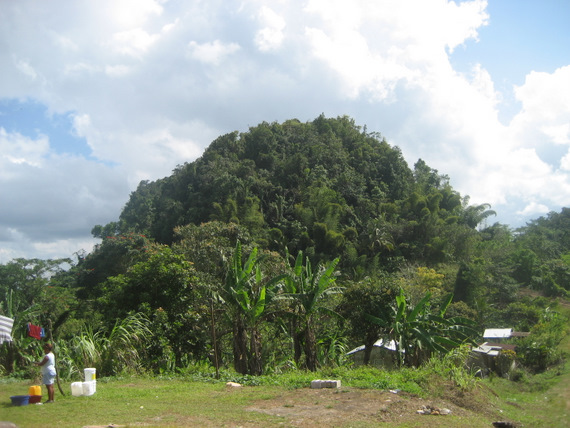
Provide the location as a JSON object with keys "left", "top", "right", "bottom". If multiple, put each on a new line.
{"left": 105, "top": 64, "right": 132, "bottom": 77}
{"left": 511, "top": 65, "right": 570, "bottom": 147}
{"left": 187, "top": 40, "right": 241, "bottom": 65}
{"left": 100, "top": 0, "right": 164, "bottom": 29}
{"left": 111, "top": 28, "right": 161, "bottom": 57}
{"left": 0, "top": 0, "right": 568, "bottom": 262}
{"left": 254, "top": 6, "right": 286, "bottom": 52}
{"left": 517, "top": 202, "right": 549, "bottom": 217}
{"left": 303, "top": 0, "right": 489, "bottom": 100}
{"left": 14, "top": 59, "right": 40, "bottom": 82}
{"left": 0, "top": 128, "right": 49, "bottom": 168}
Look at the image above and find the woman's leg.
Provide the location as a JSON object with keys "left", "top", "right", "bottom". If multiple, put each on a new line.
{"left": 46, "top": 384, "right": 55, "bottom": 402}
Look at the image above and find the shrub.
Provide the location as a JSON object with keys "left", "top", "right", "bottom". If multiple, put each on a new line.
{"left": 516, "top": 308, "right": 567, "bottom": 372}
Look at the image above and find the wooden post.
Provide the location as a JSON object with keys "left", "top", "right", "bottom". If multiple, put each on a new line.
{"left": 210, "top": 298, "right": 220, "bottom": 379}
{"left": 47, "top": 319, "right": 65, "bottom": 396}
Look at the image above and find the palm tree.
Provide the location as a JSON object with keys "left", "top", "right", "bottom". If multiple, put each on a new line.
{"left": 462, "top": 202, "right": 496, "bottom": 229}
{"left": 282, "top": 251, "right": 342, "bottom": 371}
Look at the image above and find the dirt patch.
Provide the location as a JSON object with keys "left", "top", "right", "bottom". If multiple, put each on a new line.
{"left": 246, "top": 387, "right": 504, "bottom": 427}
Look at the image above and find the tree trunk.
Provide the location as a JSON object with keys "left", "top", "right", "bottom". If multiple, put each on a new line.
{"left": 210, "top": 299, "right": 220, "bottom": 379}
{"left": 293, "top": 330, "right": 303, "bottom": 367}
{"left": 291, "top": 318, "right": 303, "bottom": 366}
{"left": 232, "top": 316, "right": 248, "bottom": 374}
{"left": 248, "top": 327, "right": 263, "bottom": 376}
{"left": 304, "top": 323, "right": 318, "bottom": 372}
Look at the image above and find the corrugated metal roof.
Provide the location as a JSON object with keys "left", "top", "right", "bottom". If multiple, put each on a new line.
{"left": 483, "top": 328, "right": 512, "bottom": 338}
{"left": 472, "top": 341, "right": 517, "bottom": 355}
{"left": 347, "top": 339, "right": 397, "bottom": 355}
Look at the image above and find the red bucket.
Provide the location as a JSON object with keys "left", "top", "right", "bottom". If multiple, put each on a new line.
{"left": 29, "top": 395, "right": 42, "bottom": 404}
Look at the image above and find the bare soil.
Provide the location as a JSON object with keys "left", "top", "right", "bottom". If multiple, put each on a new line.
{"left": 245, "top": 384, "right": 508, "bottom": 427}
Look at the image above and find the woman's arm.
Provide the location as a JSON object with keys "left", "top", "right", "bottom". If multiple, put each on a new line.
{"left": 35, "top": 356, "right": 49, "bottom": 366}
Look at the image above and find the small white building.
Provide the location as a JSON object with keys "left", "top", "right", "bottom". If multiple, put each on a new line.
{"left": 470, "top": 327, "right": 528, "bottom": 376}
{"left": 347, "top": 339, "right": 398, "bottom": 368}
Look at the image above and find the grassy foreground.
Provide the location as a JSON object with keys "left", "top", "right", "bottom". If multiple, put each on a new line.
{"left": 1, "top": 378, "right": 280, "bottom": 427}
{"left": 1, "top": 363, "right": 569, "bottom": 428}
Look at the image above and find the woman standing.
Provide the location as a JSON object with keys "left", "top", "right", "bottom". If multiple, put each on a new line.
{"left": 35, "top": 343, "right": 56, "bottom": 403}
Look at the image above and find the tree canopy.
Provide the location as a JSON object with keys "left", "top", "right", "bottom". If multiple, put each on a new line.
{"left": 1, "top": 115, "right": 568, "bottom": 377}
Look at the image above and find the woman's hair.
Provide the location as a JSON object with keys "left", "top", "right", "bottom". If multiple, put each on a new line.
{"left": 43, "top": 343, "right": 53, "bottom": 352}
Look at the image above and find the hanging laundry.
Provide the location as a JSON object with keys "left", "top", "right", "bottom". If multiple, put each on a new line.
{"left": 40, "top": 327, "right": 45, "bottom": 338}
{"left": 0, "top": 315, "right": 14, "bottom": 345}
{"left": 27, "top": 323, "right": 42, "bottom": 340}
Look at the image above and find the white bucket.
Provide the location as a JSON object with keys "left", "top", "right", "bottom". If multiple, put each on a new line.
{"left": 82, "top": 381, "right": 96, "bottom": 396}
{"left": 84, "top": 367, "right": 96, "bottom": 381}
{"left": 71, "top": 382, "right": 83, "bottom": 397}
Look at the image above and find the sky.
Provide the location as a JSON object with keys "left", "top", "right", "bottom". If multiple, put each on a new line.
{"left": 1, "top": 0, "right": 569, "bottom": 263}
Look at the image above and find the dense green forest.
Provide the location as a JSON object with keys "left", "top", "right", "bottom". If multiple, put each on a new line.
{"left": 1, "top": 115, "right": 568, "bottom": 380}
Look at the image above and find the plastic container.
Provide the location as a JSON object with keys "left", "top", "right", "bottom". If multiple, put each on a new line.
{"left": 84, "top": 368, "right": 96, "bottom": 381}
{"left": 82, "top": 381, "right": 96, "bottom": 396}
{"left": 28, "top": 385, "right": 41, "bottom": 396}
{"left": 29, "top": 395, "right": 42, "bottom": 404}
{"left": 71, "top": 382, "right": 83, "bottom": 397}
{"left": 10, "top": 395, "right": 30, "bottom": 406}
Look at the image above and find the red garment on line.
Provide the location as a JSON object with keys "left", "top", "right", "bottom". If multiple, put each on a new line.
{"left": 28, "top": 323, "right": 42, "bottom": 340}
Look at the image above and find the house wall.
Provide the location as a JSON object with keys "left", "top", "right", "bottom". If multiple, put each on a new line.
{"left": 350, "top": 347, "right": 396, "bottom": 369}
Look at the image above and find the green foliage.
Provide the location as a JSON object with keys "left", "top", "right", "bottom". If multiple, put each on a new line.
{"left": 339, "top": 274, "right": 398, "bottom": 365}
{"left": 54, "top": 312, "right": 152, "bottom": 378}
{"left": 0, "top": 116, "right": 568, "bottom": 383}
{"left": 367, "top": 289, "right": 479, "bottom": 367}
{"left": 75, "top": 232, "right": 154, "bottom": 301}
{"left": 221, "top": 241, "right": 286, "bottom": 375}
{"left": 0, "top": 258, "right": 71, "bottom": 319}
{"left": 281, "top": 251, "right": 342, "bottom": 371}
{"left": 517, "top": 307, "right": 567, "bottom": 372}
{"left": 424, "top": 344, "right": 479, "bottom": 390}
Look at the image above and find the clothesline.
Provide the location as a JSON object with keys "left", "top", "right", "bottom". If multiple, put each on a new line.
{"left": 0, "top": 317, "right": 48, "bottom": 344}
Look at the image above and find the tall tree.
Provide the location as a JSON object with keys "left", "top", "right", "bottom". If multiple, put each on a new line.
{"left": 339, "top": 275, "right": 398, "bottom": 365}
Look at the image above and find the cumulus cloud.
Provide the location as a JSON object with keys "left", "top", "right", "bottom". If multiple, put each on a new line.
{"left": 254, "top": 6, "right": 286, "bottom": 52}
{"left": 0, "top": 130, "right": 129, "bottom": 261}
{"left": 511, "top": 65, "right": 570, "bottom": 149}
{"left": 0, "top": 128, "right": 49, "bottom": 168}
{"left": 187, "top": 40, "right": 241, "bottom": 65}
{"left": 0, "top": 0, "right": 568, "bottom": 261}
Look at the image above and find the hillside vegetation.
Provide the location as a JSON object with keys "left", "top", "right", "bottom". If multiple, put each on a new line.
{"left": 1, "top": 115, "right": 568, "bottom": 384}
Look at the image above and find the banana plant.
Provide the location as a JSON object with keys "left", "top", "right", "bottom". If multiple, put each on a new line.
{"left": 367, "top": 289, "right": 478, "bottom": 367}
{"left": 282, "top": 251, "right": 342, "bottom": 371}
{"left": 221, "top": 241, "right": 285, "bottom": 375}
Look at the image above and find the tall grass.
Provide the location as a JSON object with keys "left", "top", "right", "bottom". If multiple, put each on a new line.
{"left": 424, "top": 344, "right": 479, "bottom": 390}
{"left": 54, "top": 313, "right": 152, "bottom": 380}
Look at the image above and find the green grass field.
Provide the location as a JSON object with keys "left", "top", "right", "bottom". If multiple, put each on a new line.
{"left": 1, "top": 364, "right": 568, "bottom": 428}
{"left": 2, "top": 378, "right": 282, "bottom": 427}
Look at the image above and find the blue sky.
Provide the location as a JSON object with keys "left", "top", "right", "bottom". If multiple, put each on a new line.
{"left": 451, "top": 0, "right": 570, "bottom": 123}
{"left": 1, "top": 0, "right": 569, "bottom": 262}
{"left": 0, "top": 98, "right": 91, "bottom": 158}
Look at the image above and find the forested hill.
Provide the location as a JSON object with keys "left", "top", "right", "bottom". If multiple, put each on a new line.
{"left": 96, "top": 115, "right": 494, "bottom": 274}
{"left": 2, "top": 115, "right": 569, "bottom": 379}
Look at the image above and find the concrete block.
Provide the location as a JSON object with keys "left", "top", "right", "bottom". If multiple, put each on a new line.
{"left": 311, "top": 379, "right": 323, "bottom": 389}
{"left": 310, "top": 379, "right": 341, "bottom": 389}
